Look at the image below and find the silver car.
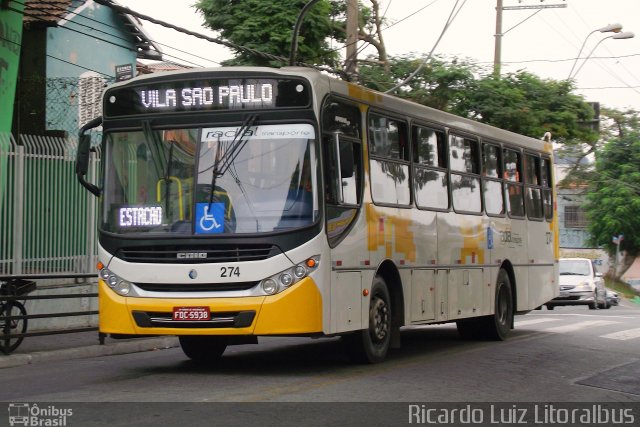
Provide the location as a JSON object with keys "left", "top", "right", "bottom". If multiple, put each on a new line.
{"left": 546, "top": 258, "right": 607, "bottom": 310}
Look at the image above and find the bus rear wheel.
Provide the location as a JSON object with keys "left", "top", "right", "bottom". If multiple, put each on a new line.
{"left": 344, "top": 276, "right": 391, "bottom": 364}
{"left": 484, "top": 269, "right": 514, "bottom": 340}
{"left": 179, "top": 335, "right": 228, "bottom": 362}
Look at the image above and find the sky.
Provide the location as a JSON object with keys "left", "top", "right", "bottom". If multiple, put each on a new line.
{"left": 118, "top": 0, "right": 640, "bottom": 111}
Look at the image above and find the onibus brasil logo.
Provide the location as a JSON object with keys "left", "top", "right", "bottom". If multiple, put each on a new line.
{"left": 8, "top": 403, "right": 73, "bottom": 426}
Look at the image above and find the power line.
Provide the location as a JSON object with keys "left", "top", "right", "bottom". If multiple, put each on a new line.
{"left": 92, "top": 0, "right": 344, "bottom": 77}
{"left": 15, "top": 2, "right": 217, "bottom": 68}
{"left": 385, "top": 0, "right": 467, "bottom": 93}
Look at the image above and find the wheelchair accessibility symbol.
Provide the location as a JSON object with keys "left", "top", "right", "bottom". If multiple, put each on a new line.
{"left": 195, "top": 202, "right": 225, "bottom": 234}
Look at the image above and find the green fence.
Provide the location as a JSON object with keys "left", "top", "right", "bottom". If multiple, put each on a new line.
{"left": 0, "top": 133, "right": 101, "bottom": 275}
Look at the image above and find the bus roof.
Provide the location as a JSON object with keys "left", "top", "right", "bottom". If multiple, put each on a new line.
{"left": 108, "top": 65, "right": 551, "bottom": 155}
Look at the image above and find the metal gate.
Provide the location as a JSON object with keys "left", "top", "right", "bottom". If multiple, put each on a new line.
{"left": 0, "top": 132, "right": 101, "bottom": 276}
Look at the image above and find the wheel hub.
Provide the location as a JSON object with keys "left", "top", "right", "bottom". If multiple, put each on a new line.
{"left": 370, "top": 296, "right": 389, "bottom": 342}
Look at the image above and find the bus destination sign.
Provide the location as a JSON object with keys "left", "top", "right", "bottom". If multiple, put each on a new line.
{"left": 140, "top": 84, "right": 273, "bottom": 109}
{"left": 104, "top": 78, "right": 310, "bottom": 117}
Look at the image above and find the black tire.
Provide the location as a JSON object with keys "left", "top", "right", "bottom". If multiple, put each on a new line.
{"left": 179, "top": 335, "right": 228, "bottom": 362}
{"left": 0, "top": 301, "right": 28, "bottom": 354}
{"left": 546, "top": 305, "right": 555, "bottom": 310}
{"left": 344, "top": 276, "right": 391, "bottom": 364}
{"left": 483, "top": 269, "right": 514, "bottom": 341}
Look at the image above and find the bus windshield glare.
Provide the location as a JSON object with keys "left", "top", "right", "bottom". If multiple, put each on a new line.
{"left": 102, "top": 123, "right": 319, "bottom": 235}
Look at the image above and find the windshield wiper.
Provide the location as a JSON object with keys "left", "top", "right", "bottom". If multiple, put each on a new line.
{"left": 163, "top": 141, "right": 175, "bottom": 214}
{"left": 208, "top": 114, "right": 258, "bottom": 207}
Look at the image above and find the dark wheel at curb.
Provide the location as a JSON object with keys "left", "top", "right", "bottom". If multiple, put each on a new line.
{"left": 456, "top": 269, "right": 513, "bottom": 341}
{"left": 0, "top": 301, "right": 28, "bottom": 354}
{"left": 179, "top": 335, "right": 228, "bottom": 362}
{"left": 483, "top": 269, "right": 514, "bottom": 341}
{"left": 344, "top": 276, "right": 391, "bottom": 364}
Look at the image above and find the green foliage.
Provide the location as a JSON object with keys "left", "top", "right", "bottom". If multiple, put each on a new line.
{"left": 359, "top": 55, "right": 477, "bottom": 112}
{"left": 585, "top": 109, "right": 640, "bottom": 257}
{"left": 465, "top": 71, "right": 597, "bottom": 142}
{"left": 195, "top": 0, "right": 344, "bottom": 67}
{"left": 360, "top": 56, "right": 596, "bottom": 142}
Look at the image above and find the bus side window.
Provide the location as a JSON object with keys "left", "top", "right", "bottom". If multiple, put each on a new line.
{"left": 524, "top": 154, "right": 543, "bottom": 220}
{"left": 503, "top": 148, "right": 525, "bottom": 218}
{"left": 322, "top": 100, "right": 362, "bottom": 206}
{"left": 413, "top": 125, "right": 449, "bottom": 210}
{"left": 449, "top": 134, "right": 481, "bottom": 213}
{"left": 482, "top": 143, "right": 504, "bottom": 216}
{"left": 368, "top": 113, "right": 410, "bottom": 206}
{"left": 541, "top": 157, "right": 553, "bottom": 221}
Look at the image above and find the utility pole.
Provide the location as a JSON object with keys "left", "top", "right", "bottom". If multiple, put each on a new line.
{"left": 613, "top": 234, "right": 624, "bottom": 277}
{"left": 494, "top": 0, "right": 503, "bottom": 76}
{"left": 494, "top": 0, "right": 567, "bottom": 77}
{"left": 345, "top": 0, "right": 358, "bottom": 81}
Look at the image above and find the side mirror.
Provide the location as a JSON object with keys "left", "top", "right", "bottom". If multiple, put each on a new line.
{"left": 595, "top": 272, "right": 603, "bottom": 278}
{"left": 76, "top": 117, "right": 102, "bottom": 197}
{"left": 76, "top": 134, "right": 91, "bottom": 176}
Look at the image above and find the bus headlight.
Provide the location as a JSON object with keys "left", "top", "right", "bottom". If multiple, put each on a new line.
{"left": 98, "top": 267, "right": 136, "bottom": 297}
{"left": 259, "top": 256, "right": 319, "bottom": 295}
{"left": 115, "top": 280, "right": 132, "bottom": 295}
{"left": 293, "top": 265, "right": 306, "bottom": 279}
{"left": 280, "top": 273, "right": 293, "bottom": 287}
{"left": 262, "top": 278, "right": 278, "bottom": 295}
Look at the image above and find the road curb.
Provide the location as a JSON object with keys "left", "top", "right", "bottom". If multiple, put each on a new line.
{"left": 0, "top": 336, "right": 179, "bottom": 369}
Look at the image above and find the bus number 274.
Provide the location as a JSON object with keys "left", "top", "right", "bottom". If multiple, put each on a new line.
{"left": 221, "top": 266, "right": 240, "bottom": 278}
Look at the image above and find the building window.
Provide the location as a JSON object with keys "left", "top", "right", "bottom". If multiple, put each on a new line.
{"left": 565, "top": 205, "right": 587, "bottom": 228}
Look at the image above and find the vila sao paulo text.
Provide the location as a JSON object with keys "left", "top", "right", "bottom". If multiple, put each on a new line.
{"left": 138, "top": 84, "right": 274, "bottom": 110}
{"left": 408, "top": 404, "right": 635, "bottom": 425}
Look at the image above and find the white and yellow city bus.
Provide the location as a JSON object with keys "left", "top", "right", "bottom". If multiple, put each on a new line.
{"left": 76, "top": 66, "right": 559, "bottom": 363}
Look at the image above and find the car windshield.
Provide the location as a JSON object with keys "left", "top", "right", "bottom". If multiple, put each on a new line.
{"left": 559, "top": 259, "right": 591, "bottom": 276}
{"left": 102, "top": 123, "right": 319, "bottom": 235}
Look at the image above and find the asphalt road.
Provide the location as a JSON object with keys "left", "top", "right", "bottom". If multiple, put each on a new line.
{"left": 2, "top": 303, "right": 639, "bottom": 426}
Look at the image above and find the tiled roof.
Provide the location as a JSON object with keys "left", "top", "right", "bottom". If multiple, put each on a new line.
{"left": 23, "top": 0, "right": 72, "bottom": 26}
{"left": 137, "top": 60, "right": 192, "bottom": 74}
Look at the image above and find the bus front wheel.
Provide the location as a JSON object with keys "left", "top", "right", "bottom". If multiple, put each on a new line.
{"left": 344, "top": 276, "right": 391, "bottom": 364}
{"left": 179, "top": 335, "right": 228, "bottom": 362}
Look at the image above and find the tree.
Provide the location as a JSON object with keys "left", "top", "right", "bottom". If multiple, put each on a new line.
{"left": 359, "top": 55, "right": 477, "bottom": 111}
{"left": 585, "top": 109, "right": 640, "bottom": 268}
{"left": 360, "top": 56, "right": 597, "bottom": 142}
{"left": 195, "top": 0, "right": 343, "bottom": 67}
{"left": 464, "top": 71, "right": 597, "bottom": 143}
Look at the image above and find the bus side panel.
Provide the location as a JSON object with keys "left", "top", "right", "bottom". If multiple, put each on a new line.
{"left": 490, "top": 216, "right": 529, "bottom": 311}
{"left": 438, "top": 212, "right": 487, "bottom": 321}
{"left": 527, "top": 219, "right": 556, "bottom": 310}
{"left": 328, "top": 207, "right": 370, "bottom": 334}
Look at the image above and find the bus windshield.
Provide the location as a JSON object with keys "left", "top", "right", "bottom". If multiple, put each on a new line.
{"left": 102, "top": 123, "right": 319, "bottom": 235}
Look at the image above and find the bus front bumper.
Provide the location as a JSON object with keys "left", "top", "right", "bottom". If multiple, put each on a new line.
{"left": 98, "top": 277, "right": 323, "bottom": 336}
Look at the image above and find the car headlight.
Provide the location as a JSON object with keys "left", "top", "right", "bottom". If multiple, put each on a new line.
{"left": 575, "top": 281, "right": 593, "bottom": 291}
{"left": 98, "top": 267, "right": 136, "bottom": 297}
{"left": 259, "top": 256, "right": 319, "bottom": 296}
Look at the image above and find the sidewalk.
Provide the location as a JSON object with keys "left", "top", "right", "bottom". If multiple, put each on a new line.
{"left": 0, "top": 330, "right": 178, "bottom": 369}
